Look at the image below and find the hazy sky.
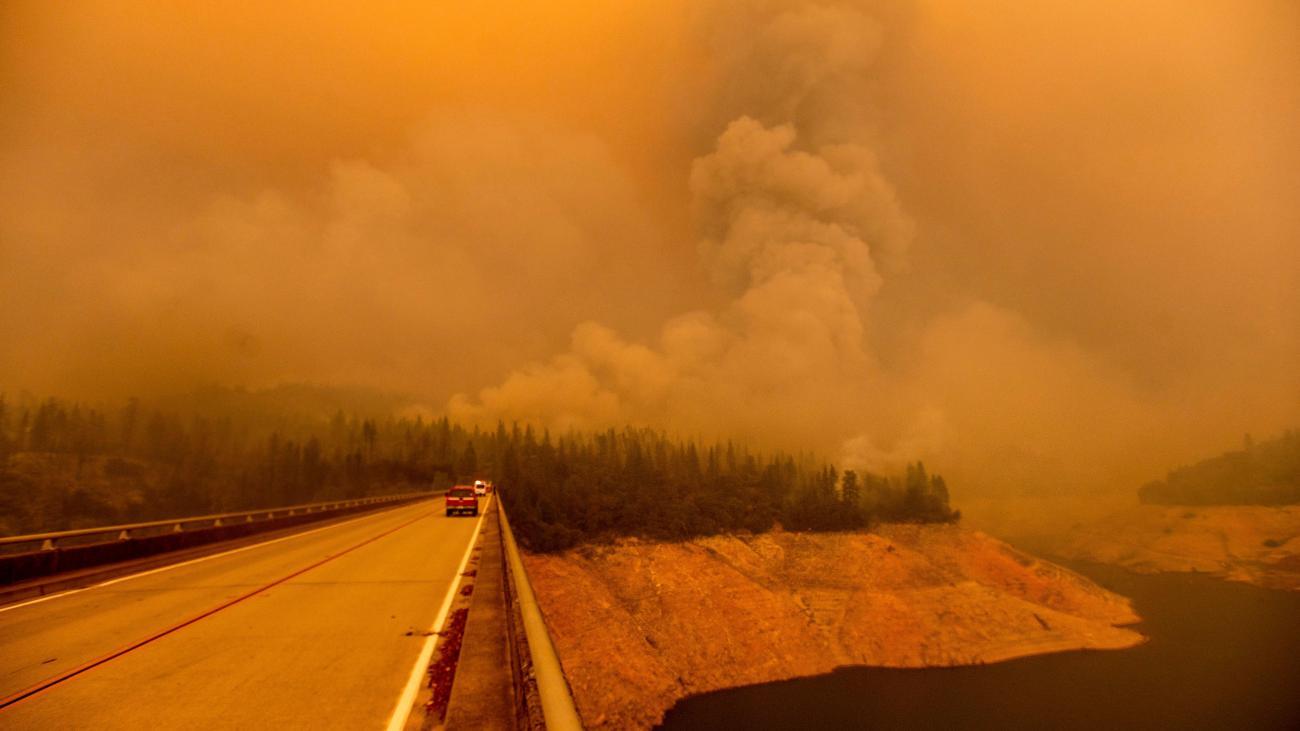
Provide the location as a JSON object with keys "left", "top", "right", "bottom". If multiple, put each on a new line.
{"left": 2, "top": 1, "right": 1297, "bottom": 496}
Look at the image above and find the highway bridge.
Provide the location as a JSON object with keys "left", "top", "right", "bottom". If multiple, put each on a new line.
{"left": 0, "top": 493, "right": 579, "bottom": 730}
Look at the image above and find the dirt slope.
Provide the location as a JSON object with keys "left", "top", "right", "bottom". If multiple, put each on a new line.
{"left": 1056, "top": 505, "right": 1300, "bottom": 591}
{"left": 523, "top": 525, "right": 1142, "bottom": 729}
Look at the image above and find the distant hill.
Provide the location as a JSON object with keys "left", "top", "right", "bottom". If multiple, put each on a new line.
{"left": 1139, "top": 430, "right": 1300, "bottom": 506}
{"left": 0, "top": 389, "right": 450, "bottom": 536}
{"left": 0, "top": 392, "right": 958, "bottom": 539}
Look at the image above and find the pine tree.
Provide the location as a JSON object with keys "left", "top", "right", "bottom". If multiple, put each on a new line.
{"left": 458, "top": 442, "right": 478, "bottom": 482}
{"left": 0, "top": 394, "right": 9, "bottom": 461}
{"left": 842, "top": 470, "right": 861, "bottom": 508}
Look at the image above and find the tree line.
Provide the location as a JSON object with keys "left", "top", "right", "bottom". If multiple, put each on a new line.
{"left": 0, "top": 394, "right": 478, "bottom": 534}
{"left": 0, "top": 394, "right": 959, "bottom": 545}
{"left": 1139, "top": 429, "right": 1300, "bottom": 506}
{"left": 495, "top": 426, "right": 958, "bottom": 552}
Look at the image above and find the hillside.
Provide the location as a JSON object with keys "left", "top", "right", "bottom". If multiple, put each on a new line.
{"left": 0, "top": 394, "right": 956, "bottom": 542}
{"left": 523, "top": 525, "right": 1143, "bottom": 729}
{"left": 0, "top": 452, "right": 163, "bottom": 535}
{"left": 1057, "top": 505, "right": 1300, "bottom": 591}
{"left": 1139, "top": 430, "right": 1300, "bottom": 505}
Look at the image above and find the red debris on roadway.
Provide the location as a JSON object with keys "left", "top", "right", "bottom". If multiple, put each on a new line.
{"left": 425, "top": 607, "right": 469, "bottom": 721}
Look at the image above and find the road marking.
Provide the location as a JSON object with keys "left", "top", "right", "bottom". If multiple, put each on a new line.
{"left": 385, "top": 497, "right": 490, "bottom": 731}
{"left": 0, "top": 500, "right": 433, "bottom": 615}
{"left": 0, "top": 507, "right": 434, "bottom": 711}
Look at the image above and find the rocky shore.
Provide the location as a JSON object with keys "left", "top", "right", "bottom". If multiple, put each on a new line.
{"left": 523, "top": 525, "right": 1143, "bottom": 729}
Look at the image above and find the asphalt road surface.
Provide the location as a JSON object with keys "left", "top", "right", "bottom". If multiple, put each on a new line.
{"left": 0, "top": 498, "right": 485, "bottom": 729}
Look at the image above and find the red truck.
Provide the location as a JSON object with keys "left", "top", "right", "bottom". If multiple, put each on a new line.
{"left": 445, "top": 485, "right": 479, "bottom": 517}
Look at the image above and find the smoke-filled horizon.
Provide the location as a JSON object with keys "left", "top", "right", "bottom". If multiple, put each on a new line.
{"left": 2, "top": 1, "right": 1298, "bottom": 497}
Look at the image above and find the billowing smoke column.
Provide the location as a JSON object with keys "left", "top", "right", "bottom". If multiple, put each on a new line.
{"left": 6, "top": 0, "right": 1296, "bottom": 497}
{"left": 451, "top": 1, "right": 1256, "bottom": 490}
{"left": 451, "top": 3, "right": 917, "bottom": 463}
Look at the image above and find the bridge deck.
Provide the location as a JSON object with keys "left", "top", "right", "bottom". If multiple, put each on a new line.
{"left": 0, "top": 499, "right": 484, "bottom": 730}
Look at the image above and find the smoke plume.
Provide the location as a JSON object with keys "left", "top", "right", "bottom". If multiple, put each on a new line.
{"left": 450, "top": 0, "right": 1300, "bottom": 494}
{"left": 2, "top": 0, "right": 1297, "bottom": 498}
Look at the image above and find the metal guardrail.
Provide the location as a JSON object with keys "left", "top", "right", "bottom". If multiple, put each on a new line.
{"left": 0, "top": 491, "right": 434, "bottom": 552}
{"left": 498, "top": 501, "right": 584, "bottom": 731}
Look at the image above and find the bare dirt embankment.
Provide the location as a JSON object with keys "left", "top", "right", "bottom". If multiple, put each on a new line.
{"left": 1055, "top": 505, "right": 1300, "bottom": 591}
{"left": 523, "top": 525, "right": 1143, "bottom": 730}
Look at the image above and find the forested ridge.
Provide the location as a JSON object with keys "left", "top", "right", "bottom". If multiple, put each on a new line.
{"left": 1139, "top": 429, "right": 1300, "bottom": 506}
{"left": 0, "top": 393, "right": 958, "bottom": 548}
{"left": 496, "top": 426, "right": 957, "bottom": 551}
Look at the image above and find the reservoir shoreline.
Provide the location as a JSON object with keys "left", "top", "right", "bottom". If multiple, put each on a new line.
{"left": 657, "top": 560, "right": 1300, "bottom": 730}
{"left": 525, "top": 526, "right": 1145, "bottom": 729}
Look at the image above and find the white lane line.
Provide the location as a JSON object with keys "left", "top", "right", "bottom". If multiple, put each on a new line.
{"left": 0, "top": 500, "right": 433, "bottom": 615}
{"left": 385, "top": 497, "right": 490, "bottom": 731}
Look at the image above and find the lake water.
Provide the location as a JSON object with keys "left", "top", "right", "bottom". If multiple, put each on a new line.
{"left": 658, "top": 563, "right": 1300, "bottom": 730}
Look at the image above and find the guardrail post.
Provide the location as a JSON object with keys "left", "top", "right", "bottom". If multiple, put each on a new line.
{"left": 41, "top": 538, "right": 56, "bottom": 551}
{"left": 117, "top": 530, "right": 131, "bottom": 541}
{"left": 172, "top": 524, "right": 183, "bottom": 533}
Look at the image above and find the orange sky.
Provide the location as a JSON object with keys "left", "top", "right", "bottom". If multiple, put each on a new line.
{"left": 2, "top": 1, "right": 1297, "bottom": 496}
